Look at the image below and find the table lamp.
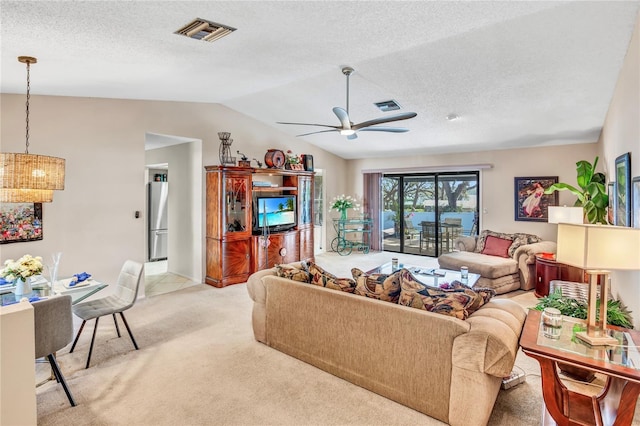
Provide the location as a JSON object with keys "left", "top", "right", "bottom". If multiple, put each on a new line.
{"left": 556, "top": 223, "right": 640, "bottom": 345}
{"left": 548, "top": 206, "right": 584, "bottom": 224}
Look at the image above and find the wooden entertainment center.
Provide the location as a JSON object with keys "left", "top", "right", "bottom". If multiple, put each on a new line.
{"left": 204, "top": 165, "right": 314, "bottom": 287}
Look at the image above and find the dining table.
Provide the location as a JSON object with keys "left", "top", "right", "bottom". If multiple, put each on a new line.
{"left": 0, "top": 276, "right": 107, "bottom": 307}
{"left": 419, "top": 221, "right": 463, "bottom": 253}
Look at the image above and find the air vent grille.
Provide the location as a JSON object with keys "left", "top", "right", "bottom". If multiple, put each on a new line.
{"left": 374, "top": 100, "right": 401, "bottom": 112}
{"left": 175, "top": 18, "right": 236, "bottom": 43}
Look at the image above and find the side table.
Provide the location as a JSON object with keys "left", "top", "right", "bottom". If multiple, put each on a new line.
{"left": 535, "top": 255, "right": 586, "bottom": 297}
{"left": 520, "top": 310, "right": 640, "bottom": 425}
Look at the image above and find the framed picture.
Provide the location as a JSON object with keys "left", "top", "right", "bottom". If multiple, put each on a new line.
{"left": 0, "top": 203, "right": 43, "bottom": 244}
{"left": 633, "top": 176, "right": 640, "bottom": 229}
{"left": 607, "top": 182, "right": 615, "bottom": 225}
{"left": 514, "top": 176, "right": 558, "bottom": 222}
{"left": 614, "top": 152, "right": 631, "bottom": 227}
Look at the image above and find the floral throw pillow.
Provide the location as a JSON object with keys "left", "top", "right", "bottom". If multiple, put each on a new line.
{"left": 397, "top": 270, "right": 483, "bottom": 320}
{"left": 351, "top": 268, "right": 402, "bottom": 303}
{"left": 275, "top": 264, "right": 311, "bottom": 283}
{"left": 508, "top": 233, "right": 543, "bottom": 257}
{"left": 439, "top": 280, "right": 496, "bottom": 315}
{"left": 304, "top": 261, "right": 355, "bottom": 292}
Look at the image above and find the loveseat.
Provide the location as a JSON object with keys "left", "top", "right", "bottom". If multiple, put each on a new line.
{"left": 438, "top": 230, "right": 557, "bottom": 295}
{"left": 247, "top": 263, "right": 527, "bottom": 426}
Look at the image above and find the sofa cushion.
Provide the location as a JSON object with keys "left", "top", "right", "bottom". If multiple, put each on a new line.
{"left": 481, "top": 235, "right": 512, "bottom": 258}
{"left": 276, "top": 264, "right": 311, "bottom": 283}
{"left": 397, "top": 270, "right": 479, "bottom": 319}
{"left": 438, "top": 251, "right": 519, "bottom": 279}
{"left": 304, "top": 261, "right": 355, "bottom": 292}
{"left": 351, "top": 268, "right": 402, "bottom": 302}
{"left": 474, "top": 230, "right": 514, "bottom": 254}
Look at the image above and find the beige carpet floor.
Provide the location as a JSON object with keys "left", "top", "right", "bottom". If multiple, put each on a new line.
{"left": 36, "top": 251, "right": 640, "bottom": 425}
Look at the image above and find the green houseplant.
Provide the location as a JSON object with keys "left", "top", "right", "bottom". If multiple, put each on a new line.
{"left": 544, "top": 156, "right": 609, "bottom": 224}
{"left": 534, "top": 288, "right": 633, "bottom": 329}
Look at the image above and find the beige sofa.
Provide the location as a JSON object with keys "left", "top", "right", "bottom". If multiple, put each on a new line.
{"left": 438, "top": 231, "right": 557, "bottom": 294}
{"left": 247, "top": 266, "right": 527, "bottom": 426}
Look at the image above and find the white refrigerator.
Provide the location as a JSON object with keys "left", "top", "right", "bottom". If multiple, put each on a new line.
{"left": 148, "top": 182, "right": 168, "bottom": 261}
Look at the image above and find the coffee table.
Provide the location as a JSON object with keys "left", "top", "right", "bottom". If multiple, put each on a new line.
{"left": 367, "top": 262, "right": 480, "bottom": 288}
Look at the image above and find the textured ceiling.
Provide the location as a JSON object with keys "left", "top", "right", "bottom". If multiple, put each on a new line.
{"left": 1, "top": 1, "right": 639, "bottom": 159}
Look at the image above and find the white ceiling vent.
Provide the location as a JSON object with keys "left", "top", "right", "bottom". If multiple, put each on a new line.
{"left": 175, "top": 18, "right": 236, "bottom": 43}
{"left": 374, "top": 100, "right": 401, "bottom": 112}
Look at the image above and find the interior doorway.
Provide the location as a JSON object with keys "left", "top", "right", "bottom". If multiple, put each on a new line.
{"left": 382, "top": 172, "right": 479, "bottom": 257}
{"left": 144, "top": 133, "right": 202, "bottom": 297}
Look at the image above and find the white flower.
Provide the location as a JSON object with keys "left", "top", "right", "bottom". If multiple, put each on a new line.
{"left": 330, "top": 194, "right": 360, "bottom": 212}
{"left": 0, "top": 254, "right": 44, "bottom": 280}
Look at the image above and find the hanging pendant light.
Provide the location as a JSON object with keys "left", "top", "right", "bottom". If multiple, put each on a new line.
{"left": 0, "top": 56, "right": 65, "bottom": 203}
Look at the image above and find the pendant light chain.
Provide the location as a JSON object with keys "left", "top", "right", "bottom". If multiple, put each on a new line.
{"left": 25, "top": 60, "right": 31, "bottom": 154}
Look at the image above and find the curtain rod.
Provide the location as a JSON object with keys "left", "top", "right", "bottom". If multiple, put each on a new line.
{"left": 361, "top": 164, "right": 493, "bottom": 174}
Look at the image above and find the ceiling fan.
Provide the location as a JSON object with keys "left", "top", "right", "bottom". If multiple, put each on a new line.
{"left": 277, "top": 66, "right": 417, "bottom": 140}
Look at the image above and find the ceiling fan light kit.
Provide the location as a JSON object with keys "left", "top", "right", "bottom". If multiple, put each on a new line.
{"left": 277, "top": 66, "right": 417, "bottom": 139}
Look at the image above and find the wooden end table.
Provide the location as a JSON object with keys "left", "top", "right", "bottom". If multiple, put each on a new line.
{"left": 535, "top": 255, "right": 587, "bottom": 298}
{"left": 520, "top": 310, "right": 640, "bottom": 425}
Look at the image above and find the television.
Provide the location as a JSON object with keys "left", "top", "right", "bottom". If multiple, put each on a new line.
{"left": 253, "top": 195, "right": 297, "bottom": 234}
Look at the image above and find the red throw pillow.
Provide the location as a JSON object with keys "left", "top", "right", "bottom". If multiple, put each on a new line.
{"left": 481, "top": 235, "right": 512, "bottom": 258}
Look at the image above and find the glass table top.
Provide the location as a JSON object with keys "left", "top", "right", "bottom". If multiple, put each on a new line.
{"left": 0, "top": 278, "right": 106, "bottom": 306}
{"left": 536, "top": 314, "right": 640, "bottom": 371}
{"left": 370, "top": 263, "right": 481, "bottom": 288}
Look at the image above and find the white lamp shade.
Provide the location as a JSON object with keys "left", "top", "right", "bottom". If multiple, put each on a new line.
{"left": 556, "top": 223, "right": 640, "bottom": 270}
{"left": 548, "top": 206, "right": 583, "bottom": 224}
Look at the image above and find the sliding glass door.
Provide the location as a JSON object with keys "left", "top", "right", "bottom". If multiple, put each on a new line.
{"left": 382, "top": 172, "right": 479, "bottom": 257}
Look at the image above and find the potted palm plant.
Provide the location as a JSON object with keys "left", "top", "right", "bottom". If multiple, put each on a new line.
{"left": 544, "top": 157, "right": 609, "bottom": 224}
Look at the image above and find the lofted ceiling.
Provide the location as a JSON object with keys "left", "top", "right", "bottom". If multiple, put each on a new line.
{"left": 1, "top": 1, "right": 639, "bottom": 159}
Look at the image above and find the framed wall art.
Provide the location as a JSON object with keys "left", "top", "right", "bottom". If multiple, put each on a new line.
{"left": 633, "top": 176, "right": 640, "bottom": 229}
{"left": 607, "top": 182, "right": 615, "bottom": 225}
{"left": 614, "top": 152, "right": 631, "bottom": 227}
{"left": 514, "top": 176, "right": 558, "bottom": 222}
{"left": 0, "top": 203, "right": 43, "bottom": 244}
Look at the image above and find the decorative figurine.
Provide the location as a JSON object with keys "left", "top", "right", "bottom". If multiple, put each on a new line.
{"left": 218, "top": 132, "right": 236, "bottom": 165}
{"left": 237, "top": 151, "right": 251, "bottom": 167}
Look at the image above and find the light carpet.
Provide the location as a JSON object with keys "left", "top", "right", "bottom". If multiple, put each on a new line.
{"left": 36, "top": 251, "right": 640, "bottom": 425}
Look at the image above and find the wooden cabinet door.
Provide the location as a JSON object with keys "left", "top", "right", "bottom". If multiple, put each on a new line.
{"left": 252, "top": 231, "right": 300, "bottom": 271}
{"left": 222, "top": 239, "right": 251, "bottom": 280}
{"left": 299, "top": 227, "right": 314, "bottom": 262}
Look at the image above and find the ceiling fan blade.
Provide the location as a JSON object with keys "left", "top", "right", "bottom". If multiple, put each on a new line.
{"left": 358, "top": 127, "right": 410, "bottom": 133}
{"left": 332, "top": 107, "right": 352, "bottom": 130}
{"left": 277, "top": 121, "right": 340, "bottom": 130}
{"left": 296, "top": 129, "right": 340, "bottom": 137}
{"left": 352, "top": 112, "right": 417, "bottom": 130}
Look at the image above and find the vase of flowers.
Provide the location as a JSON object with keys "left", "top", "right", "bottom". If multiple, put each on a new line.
{"left": 285, "top": 150, "right": 304, "bottom": 170}
{"left": 330, "top": 194, "right": 360, "bottom": 220}
{"left": 1, "top": 254, "right": 44, "bottom": 296}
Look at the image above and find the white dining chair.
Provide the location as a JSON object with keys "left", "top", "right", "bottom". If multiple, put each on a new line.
{"left": 69, "top": 260, "right": 143, "bottom": 368}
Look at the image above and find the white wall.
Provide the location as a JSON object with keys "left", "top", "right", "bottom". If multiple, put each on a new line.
{"left": 145, "top": 141, "right": 202, "bottom": 282}
{"left": 0, "top": 95, "right": 348, "bottom": 286}
{"left": 599, "top": 13, "right": 640, "bottom": 329}
{"left": 347, "top": 143, "right": 598, "bottom": 242}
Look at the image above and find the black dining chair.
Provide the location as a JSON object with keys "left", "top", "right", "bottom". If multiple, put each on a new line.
{"left": 70, "top": 260, "right": 144, "bottom": 368}
{"left": 33, "top": 295, "right": 76, "bottom": 406}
